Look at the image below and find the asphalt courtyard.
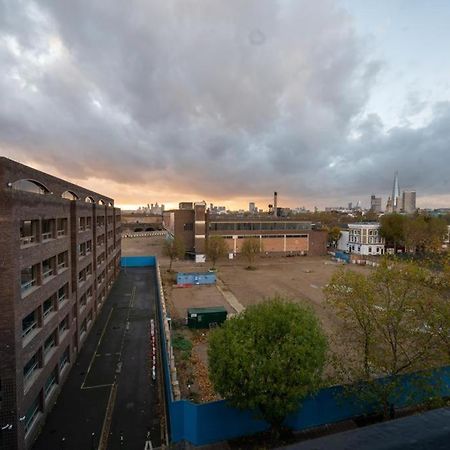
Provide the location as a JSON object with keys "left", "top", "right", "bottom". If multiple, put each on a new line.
{"left": 33, "top": 267, "right": 162, "bottom": 450}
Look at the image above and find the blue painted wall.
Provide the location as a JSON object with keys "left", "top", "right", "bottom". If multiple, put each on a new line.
{"left": 177, "top": 272, "right": 216, "bottom": 285}
{"left": 121, "top": 256, "right": 156, "bottom": 267}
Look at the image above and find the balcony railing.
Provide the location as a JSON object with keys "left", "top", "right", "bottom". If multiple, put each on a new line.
{"left": 24, "top": 361, "right": 39, "bottom": 383}
{"left": 43, "top": 306, "right": 54, "bottom": 319}
{"left": 20, "top": 235, "right": 36, "bottom": 246}
{"left": 21, "top": 279, "right": 36, "bottom": 292}
{"left": 57, "top": 262, "right": 67, "bottom": 271}
{"left": 22, "top": 322, "right": 37, "bottom": 339}
{"left": 44, "top": 341, "right": 55, "bottom": 356}
{"left": 42, "top": 232, "right": 53, "bottom": 241}
{"left": 43, "top": 268, "right": 54, "bottom": 278}
{"left": 57, "top": 229, "right": 66, "bottom": 237}
{"left": 58, "top": 292, "right": 67, "bottom": 302}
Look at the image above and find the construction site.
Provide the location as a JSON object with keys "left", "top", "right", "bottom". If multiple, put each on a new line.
{"left": 122, "top": 234, "right": 372, "bottom": 403}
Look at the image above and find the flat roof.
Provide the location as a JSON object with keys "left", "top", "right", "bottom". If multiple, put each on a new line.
{"left": 188, "top": 306, "right": 227, "bottom": 314}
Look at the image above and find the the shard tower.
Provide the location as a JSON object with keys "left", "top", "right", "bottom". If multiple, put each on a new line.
{"left": 392, "top": 171, "right": 400, "bottom": 211}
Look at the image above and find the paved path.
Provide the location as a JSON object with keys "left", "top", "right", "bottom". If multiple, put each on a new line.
{"left": 216, "top": 277, "right": 245, "bottom": 313}
{"left": 33, "top": 267, "right": 161, "bottom": 450}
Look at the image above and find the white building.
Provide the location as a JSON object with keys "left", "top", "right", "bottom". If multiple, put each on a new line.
{"left": 348, "top": 223, "right": 385, "bottom": 255}
{"left": 337, "top": 230, "right": 349, "bottom": 251}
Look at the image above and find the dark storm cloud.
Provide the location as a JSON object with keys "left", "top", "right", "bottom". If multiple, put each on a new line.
{"left": 0, "top": 0, "right": 448, "bottom": 204}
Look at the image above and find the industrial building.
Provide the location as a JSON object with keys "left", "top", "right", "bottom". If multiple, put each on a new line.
{"left": 163, "top": 199, "right": 327, "bottom": 260}
{"left": 0, "top": 157, "right": 121, "bottom": 450}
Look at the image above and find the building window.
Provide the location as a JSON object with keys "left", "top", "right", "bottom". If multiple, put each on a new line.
{"left": 368, "top": 247, "right": 372, "bottom": 253}
{"left": 97, "top": 234, "right": 105, "bottom": 247}
{"left": 22, "top": 310, "right": 39, "bottom": 339}
{"left": 43, "top": 330, "right": 57, "bottom": 360}
{"left": 42, "top": 219, "right": 55, "bottom": 241}
{"left": 23, "top": 352, "right": 40, "bottom": 384}
{"left": 80, "top": 294, "right": 87, "bottom": 310}
{"left": 56, "top": 218, "right": 68, "bottom": 237}
{"left": 42, "top": 257, "right": 55, "bottom": 279}
{"left": 44, "top": 366, "right": 58, "bottom": 398}
{"left": 21, "top": 265, "right": 39, "bottom": 294}
{"left": 78, "top": 268, "right": 86, "bottom": 285}
{"left": 12, "top": 179, "right": 49, "bottom": 195}
{"left": 97, "top": 216, "right": 105, "bottom": 228}
{"left": 59, "top": 315, "right": 69, "bottom": 335}
{"left": 43, "top": 295, "right": 56, "bottom": 320}
{"left": 20, "top": 220, "right": 39, "bottom": 246}
{"left": 86, "top": 240, "right": 92, "bottom": 254}
{"left": 24, "top": 395, "right": 41, "bottom": 434}
{"left": 58, "top": 283, "right": 69, "bottom": 303}
{"left": 78, "top": 217, "right": 86, "bottom": 232}
{"left": 61, "top": 190, "right": 78, "bottom": 200}
{"left": 183, "top": 223, "right": 194, "bottom": 231}
{"left": 43, "top": 296, "right": 56, "bottom": 319}
{"left": 59, "top": 347, "right": 70, "bottom": 371}
{"left": 87, "top": 286, "right": 93, "bottom": 300}
{"left": 78, "top": 242, "right": 86, "bottom": 258}
{"left": 80, "top": 318, "right": 87, "bottom": 336}
{"left": 57, "top": 251, "right": 69, "bottom": 271}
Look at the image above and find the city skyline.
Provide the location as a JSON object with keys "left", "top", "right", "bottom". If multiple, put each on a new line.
{"left": 1, "top": 1, "right": 450, "bottom": 209}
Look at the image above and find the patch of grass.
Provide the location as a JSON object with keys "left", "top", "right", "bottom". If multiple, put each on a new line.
{"left": 172, "top": 332, "right": 193, "bottom": 352}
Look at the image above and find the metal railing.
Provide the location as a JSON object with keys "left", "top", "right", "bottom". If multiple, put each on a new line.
{"left": 43, "top": 268, "right": 54, "bottom": 278}
{"left": 22, "top": 322, "right": 37, "bottom": 339}
{"left": 43, "top": 306, "right": 54, "bottom": 318}
{"left": 20, "top": 235, "right": 36, "bottom": 246}
{"left": 58, "top": 292, "right": 66, "bottom": 302}
{"left": 57, "top": 229, "right": 66, "bottom": 237}
{"left": 42, "top": 232, "right": 53, "bottom": 240}
{"left": 21, "top": 279, "right": 36, "bottom": 292}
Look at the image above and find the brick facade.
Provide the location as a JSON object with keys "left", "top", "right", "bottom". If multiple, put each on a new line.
{"left": 0, "top": 157, "right": 121, "bottom": 450}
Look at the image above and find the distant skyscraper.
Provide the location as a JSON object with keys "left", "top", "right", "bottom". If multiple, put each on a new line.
{"left": 402, "top": 191, "right": 416, "bottom": 214}
{"left": 392, "top": 171, "right": 401, "bottom": 212}
{"left": 249, "top": 202, "right": 256, "bottom": 213}
{"left": 386, "top": 196, "right": 393, "bottom": 213}
{"left": 370, "top": 195, "right": 382, "bottom": 213}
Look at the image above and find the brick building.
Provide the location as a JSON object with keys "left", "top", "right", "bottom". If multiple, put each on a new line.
{"left": 0, "top": 157, "right": 121, "bottom": 450}
{"left": 163, "top": 202, "right": 327, "bottom": 259}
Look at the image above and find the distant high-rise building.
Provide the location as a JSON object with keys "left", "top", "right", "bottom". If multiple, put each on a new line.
{"left": 249, "top": 202, "right": 256, "bottom": 214}
{"left": 392, "top": 171, "right": 401, "bottom": 212}
{"left": 402, "top": 191, "right": 416, "bottom": 214}
{"left": 370, "top": 195, "right": 382, "bottom": 213}
{"left": 348, "top": 202, "right": 353, "bottom": 210}
{"left": 386, "top": 196, "right": 393, "bottom": 213}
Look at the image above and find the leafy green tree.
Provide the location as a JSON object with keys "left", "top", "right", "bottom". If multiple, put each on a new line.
{"left": 327, "top": 226, "right": 342, "bottom": 247}
{"left": 404, "top": 216, "right": 447, "bottom": 253}
{"left": 379, "top": 213, "right": 406, "bottom": 251}
{"left": 206, "top": 235, "right": 228, "bottom": 269}
{"left": 208, "top": 297, "right": 327, "bottom": 433}
{"left": 325, "top": 260, "right": 449, "bottom": 417}
{"left": 163, "top": 236, "right": 185, "bottom": 271}
{"left": 240, "top": 237, "right": 262, "bottom": 269}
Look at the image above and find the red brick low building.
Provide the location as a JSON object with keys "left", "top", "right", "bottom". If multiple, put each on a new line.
{"left": 163, "top": 202, "right": 327, "bottom": 259}
{"left": 0, "top": 157, "right": 121, "bottom": 450}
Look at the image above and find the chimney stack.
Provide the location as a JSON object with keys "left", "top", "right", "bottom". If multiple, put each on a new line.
{"left": 273, "top": 191, "right": 278, "bottom": 217}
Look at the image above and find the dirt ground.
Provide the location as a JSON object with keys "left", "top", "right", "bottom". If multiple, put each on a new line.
{"left": 121, "top": 236, "right": 373, "bottom": 401}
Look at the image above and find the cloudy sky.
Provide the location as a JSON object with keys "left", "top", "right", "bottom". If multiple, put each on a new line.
{"left": 1, "top": 0, "right": 449, "bottom": 210}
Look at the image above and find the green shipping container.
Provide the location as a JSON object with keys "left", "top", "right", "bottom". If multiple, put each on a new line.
{"left": 187, "top": 306, "right": 228, "bottom": 329}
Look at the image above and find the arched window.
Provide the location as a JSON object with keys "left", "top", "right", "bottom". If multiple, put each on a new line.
{"left": 108, "top": 201, "right": 114, "bottom": 207}
{"left": 98, "top": 199, "right": 106, "bottom": 205}
{"left": 11, "top": 179, "right": 49, "bottom": 195}
{"left": 62, "top": 191, "right": 79, "bottom": 200}
{"left": 85, "top": 196, "right": 95, "bottom": 203}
